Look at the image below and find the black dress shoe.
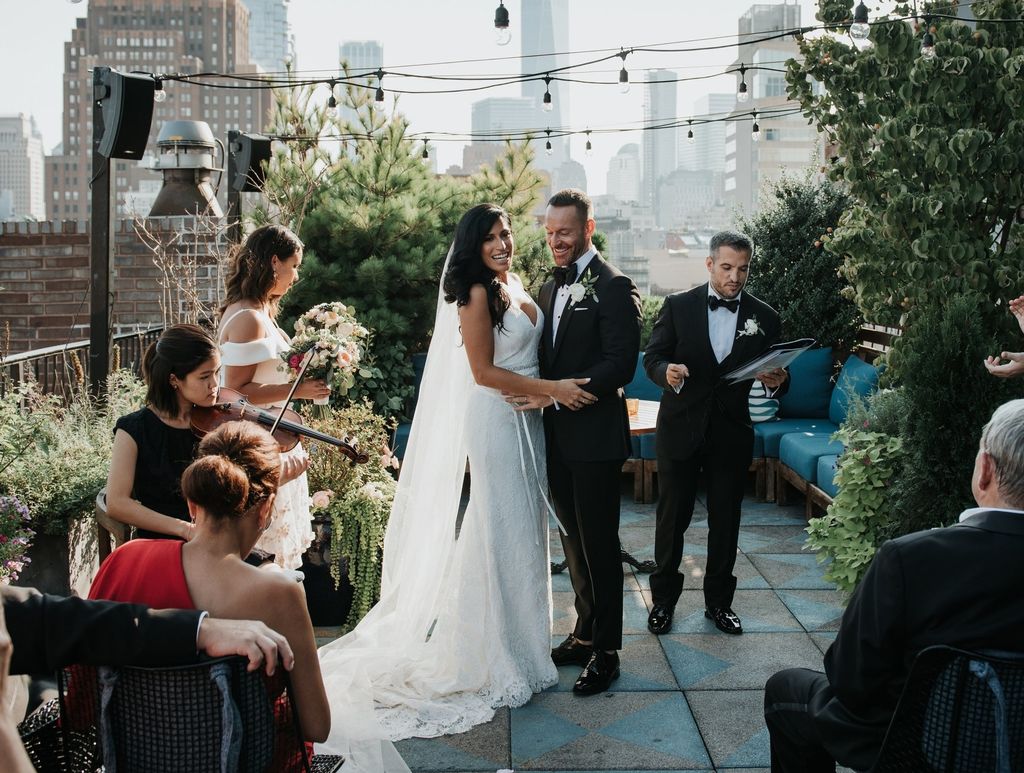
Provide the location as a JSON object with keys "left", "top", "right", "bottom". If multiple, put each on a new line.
{"left": 573, "top": 650, "right": 620, "bottom": 695}
{"left": 705, "top": 606, "right": 743, "bottom": 635}
{"left": 551, "top": 635, "right": 593, "bottom": 667}
{"left": 647, "top": 603, "right": 674, "bottom": 635}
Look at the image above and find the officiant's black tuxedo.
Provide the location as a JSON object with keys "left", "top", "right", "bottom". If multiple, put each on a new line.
{"left": 643, "top": 283, "right": 784, "bottom": 610}
{"left": 539, "top": 253, "right": 641, "bottom": 652}
{"left": 765, "top": 509, "right": 1024, "bottom": 772}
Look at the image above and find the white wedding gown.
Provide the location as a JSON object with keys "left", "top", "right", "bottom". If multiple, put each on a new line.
{"left": 316, "top": 277, "right": 556, "bottom": 769}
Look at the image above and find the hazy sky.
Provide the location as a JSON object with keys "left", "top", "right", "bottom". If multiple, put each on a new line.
{"left": 1, "top": 0, "right": 825, "bottom": 194}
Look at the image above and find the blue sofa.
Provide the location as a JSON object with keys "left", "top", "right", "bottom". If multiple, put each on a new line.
{"left": 769, "top": 352, "right": 880, "bottom": 515}
{"left": 623, "top": 352, "right": 662, "bottom": 501}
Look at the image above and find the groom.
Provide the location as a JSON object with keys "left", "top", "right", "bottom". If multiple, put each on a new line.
{"left": 520, "top": 188, "right": 641, "bottom": 695}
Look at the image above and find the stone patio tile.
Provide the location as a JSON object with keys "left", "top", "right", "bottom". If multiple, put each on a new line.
{"left": 738, "top": 499, "right": 806, "bottom": 525}
{"left": 620, "top": 501, "right": 659, "bottom": 529}
{"left": 548, "top": 633, "right": 678, "bottom": 693}
{"left": 552, "top": 590, "right": 651, "bottom": 636}
{"left": 686, "top": 689, "right": 769, "bottom": 769}
{"left": 619, "top": 526, "right": 657, "bottom": 557}
{"left": 661, "top": 632, "right": 824, "bottom": 690}
{"left": 747, "top": 553, "right": 836, "bottom": 589}
{"left": 810, "top": 631, "right": 838, "bottom": 656}
{"left": 737, "top": 525, "right": 811, "bottom": 554}
{"left": 634, "top": 553, "right": 768, "bottom": 593}
{"left": 776, "top": 589, "right": 846, "bottom": 632}
{"left": 653, "top": 589, "right": 803, "bottom": 634}
{"left": 511, "top": 691, "right": 711, "bottom": 770}
{"left": 396, "top": 707, "right": 510, "bottom": 771}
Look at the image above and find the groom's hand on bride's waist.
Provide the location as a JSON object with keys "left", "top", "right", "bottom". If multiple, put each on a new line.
{"left": 503, "top": 393, "right": 554, "bottom": 412}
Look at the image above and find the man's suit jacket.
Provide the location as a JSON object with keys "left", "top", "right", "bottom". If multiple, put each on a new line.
{"left": 643, "top": 283, "right": 784, "bottom": 461}
{"left": 813, "top": 509, "right": 1024, "bottom": 770}
{"left": 538, "top": 253, "right": 641, "bottom": 463}
{"left": 3, "top": 585, "right": 202, "bottom": 675}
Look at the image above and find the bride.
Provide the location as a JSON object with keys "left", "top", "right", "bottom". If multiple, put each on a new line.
{"left": 316, "top": 203, "right": 595, "bottom": 769}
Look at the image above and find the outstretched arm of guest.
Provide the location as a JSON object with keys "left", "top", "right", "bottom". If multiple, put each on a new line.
{"left": 985, "top": 351, "right": 1024, "bottom": 378}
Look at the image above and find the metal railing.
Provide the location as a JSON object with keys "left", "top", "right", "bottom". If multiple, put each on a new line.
{"left": 2, "top": 328, "right": 163, "bottom": 400}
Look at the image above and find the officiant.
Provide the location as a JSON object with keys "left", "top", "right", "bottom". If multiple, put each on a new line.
{"left": 643, "top": 230, "right": 788, "bottom": 637}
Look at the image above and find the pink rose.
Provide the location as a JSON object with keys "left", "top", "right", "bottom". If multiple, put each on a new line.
{"left": 310, "top": 490, "right": 334, "bottom": 509}
{"left": 289, "top": 354, "right": 302, "bottom": 368}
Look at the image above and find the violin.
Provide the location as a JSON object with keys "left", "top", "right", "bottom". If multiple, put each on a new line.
{"left": 190, "top": 387, "right": 370, "bottom": 464}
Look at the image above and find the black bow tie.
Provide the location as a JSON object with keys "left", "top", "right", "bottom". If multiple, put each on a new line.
{"left": 553, "top": 263, "right": 578, "bottom": 287}
{"left": 708, "top": 295, "right": 740, "bottom": 313}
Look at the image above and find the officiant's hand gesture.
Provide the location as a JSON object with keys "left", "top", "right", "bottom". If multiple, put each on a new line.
{"left": 756, "top": 367, "right": 788, "bottom": 390}
{"left": 666, "top": 363, "right": 690, "bottom": 389}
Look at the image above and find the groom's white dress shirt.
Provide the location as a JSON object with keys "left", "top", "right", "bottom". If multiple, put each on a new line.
{"left": 551, "top": 247, "right": 597, "bottom": 345}
{"left": 707, "top": 285, "right": 742, "bottom": 363}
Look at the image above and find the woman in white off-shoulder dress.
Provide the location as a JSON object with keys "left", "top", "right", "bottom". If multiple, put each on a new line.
{"left": 314, "top": 204, "right": 595, "bottom": 771}
{"left": 217, "top": 224, "right": 331, "bottom": 570}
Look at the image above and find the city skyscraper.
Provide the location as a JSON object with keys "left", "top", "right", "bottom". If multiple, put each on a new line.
{"left": 725, "top": 0, "right": 821, "bottom": 215}
{"left": 242, "top": 0, "right": 292, "bottom": 73}
{"left": 48, "top": 0, "right": 273, "bottom": 219}
{"left": 520, "top": 0, "right": 569, "bottom": 170}
{"left": 605, "top": 143, "right": 641, "bottom": 204}
{"left": 461, "top": 96, "right": 535, "bottom": 171}
{"left": 642, "top": 69, "right": 678, "bottom": 224}
{"left": 679, "top": 93, "right": 734, "bottom": 175}
{"left": 0, "top": 114, "right": 46, "bottom": 220}
{"left": 338, "top": 40, "right": 384, "bottom": 133}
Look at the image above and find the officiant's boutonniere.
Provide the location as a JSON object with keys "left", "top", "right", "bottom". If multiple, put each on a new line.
{"left": 568, "top": 273, "right": 599, "bottom": 304}
{"left": 737, "top": 316, "right": 763, "bottom": 338}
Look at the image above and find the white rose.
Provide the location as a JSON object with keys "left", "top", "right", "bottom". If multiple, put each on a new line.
{"left": 310, "top": 490, "right": 334, "bottom": 509}
{"left": 568, "top": 283, "right": 586, "bottom": 303}
{"left": 336, "top": 321, "right": 354, "bottom": 338}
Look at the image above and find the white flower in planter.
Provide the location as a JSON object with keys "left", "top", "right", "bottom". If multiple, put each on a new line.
{"left": 737, "top": 316, "right": 763, "bottom": 338}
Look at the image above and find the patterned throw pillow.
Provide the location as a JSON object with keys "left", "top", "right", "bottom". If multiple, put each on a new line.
{"left": 748, "top": 379, "right": 779, "bottom": 423}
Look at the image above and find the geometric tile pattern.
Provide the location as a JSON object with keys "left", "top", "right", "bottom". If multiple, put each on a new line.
{"left": 380, "top": 485, "right": 846, "bottom": 772}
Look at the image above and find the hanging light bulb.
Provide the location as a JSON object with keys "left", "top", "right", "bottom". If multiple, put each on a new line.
{"left": 374, "top": 69, "right": 385, "bottom": 102}
{"left": 545, "top": 129, "right": 553, "bottom": 156}
{"left": 422, "top": 140, "right": 429, "bottom": 160}
{"left": 494, "top": 2, "right": 511, "bottom": 46}
{"left": 751, "top": 111, "right": 761, "bottom": 142}
{"left": 153, "top": 78, "right": 167, "bottom": 103}
{"left": 686, "top": 119, "right": 695, "bottom": 144}
{"left": 585, "top": 130, "right": 593, "bottom": 156}
{"left": 920, "top": 27, "right": 937, "bottom": 59}
{"left": 542, "top": 75, "right": 553, "bottom": 112}
{"left": 850, "top": 1, "right": 870, "bottom": 40}
{"left": 618, "top": 48, "right": 631, "bottom": 94}
{"left": 736, "top": 64, "right": 749, "bottom": 103}
{"left": 326, "top": 80, "right": 338, "bottom": 117}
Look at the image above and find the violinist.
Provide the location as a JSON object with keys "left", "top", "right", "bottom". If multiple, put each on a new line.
{"left": 217, "top": 225, "right": 325, "bottom": 571}
{"left": 105, "top": 324, "right": 309, "bottom": 542}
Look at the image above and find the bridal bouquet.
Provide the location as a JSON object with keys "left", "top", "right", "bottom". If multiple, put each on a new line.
{"left": 281, "top": 302, "right": 370, "bottom": 404}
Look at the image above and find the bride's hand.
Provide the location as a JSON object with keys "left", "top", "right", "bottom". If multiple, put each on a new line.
{"left": 506, "top": 394, "right": 553, "bottom": 411}
{"left": 279, "top": 448, "right": 310, "bottom": 485}
{"left": 550, "top": 378, "right": 595, "bottom": 411}
{"left": 294, "top": 379, "right": 331, "bottom": 401}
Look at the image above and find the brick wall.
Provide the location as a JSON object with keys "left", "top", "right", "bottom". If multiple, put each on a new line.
{"left": 0, "top": 218, "right": 226, "bottom": 353}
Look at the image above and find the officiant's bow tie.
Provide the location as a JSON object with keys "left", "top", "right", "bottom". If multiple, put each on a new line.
{"left": 553, "top": 263, "right": 578, "bottom": 287}
{"left": 708, "top": 295, "right": 740, "bottom": 313}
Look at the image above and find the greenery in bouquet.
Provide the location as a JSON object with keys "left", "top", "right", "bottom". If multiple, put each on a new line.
{"left": 300, "top": 399, "right": 397, "bottom": 630}
{"left": 281, "top": 302, "right": 369, "bottom": 399}
{"left": 0, "top": 495, "right": 34, "bottom": 583}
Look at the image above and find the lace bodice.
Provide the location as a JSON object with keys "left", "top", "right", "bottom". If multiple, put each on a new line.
{"left": 491, "top": 277, "right": 543, "bottom": 375}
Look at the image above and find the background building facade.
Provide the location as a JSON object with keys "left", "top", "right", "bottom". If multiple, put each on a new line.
{"left": 642, "top": 69, "right": 678, "bottom": 225}
{"left": 520, "top": 0, "right": 569, "bottom": 170}
{"left": 0, "top": 114, "right": 46, "bottom": 220}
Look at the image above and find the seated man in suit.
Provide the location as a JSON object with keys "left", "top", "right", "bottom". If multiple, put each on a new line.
{"left": 764, "top": 398, "right": 1024, "bottom": 772}
{"left": 1, "top": 585, "right": 294, "bottom": 772}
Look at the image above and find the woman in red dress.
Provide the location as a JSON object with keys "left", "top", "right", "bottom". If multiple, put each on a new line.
{"left": 90, "top": 421, "right": 330, "bottom": 764}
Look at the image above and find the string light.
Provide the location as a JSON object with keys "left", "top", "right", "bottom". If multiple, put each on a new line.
{"left": 542, "top": 75, "right": 553, "bottom": 112}
{"left": 585, "top": 130, "right": 593, "bottom": 156}
{"left": 736, "top": 64, "right": 749, "bottom": 103}
{"left": 851, "top": 1, "right": 871, "bottom": 40}
{"left": 326, "top": 80, "right": 338, "bottom": 116}
{"left": 494, "top": 2, "right": 511, "bottom": 47}
{"left": 618, "top": 49, "right": 631, "bottom": 94}
{"left": 545, "top": 129, "right": 553, "bottom": 156}
{"left": 422, "top": 139, "right": 429, "bottom": 159}
{"left": 751, "top": 110, "right": 761, "bottom": 142}
{"left": 153, "top": 78, "right": 167, "bottom": 103}
{"left": 920, "top": 23, "right": 937, "bottom": 59}
{"left": 686, "top": 119, "right": 694, "bottom": 144}
{"left": 374, "top": 69, "right": 385, "bottom": 102}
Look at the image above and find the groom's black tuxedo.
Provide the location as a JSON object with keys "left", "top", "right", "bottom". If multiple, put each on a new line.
{"left": 539, "top": 253, "right": 641, "bottom": 651}
{"left": 644, "top": 283, "right": 785, "bottom": 609}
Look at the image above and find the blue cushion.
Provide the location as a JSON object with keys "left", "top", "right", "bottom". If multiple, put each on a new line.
{"left": 625, "top": 352, "right": 662, "bottom": 401}
{"left": 628, "top": 433, "right": 658, "bottom": 460}
{"left": 828, "top": 355, "right": 880, "bottom": 426}
{"left": 753, "top": 430, "right": 764, "bottom": 458}
{"left": 780, "top": 432, "right": 845, "bottom": 482}
{"left": 778, "top": 347, "right": 834, "bottom": 419}
{"left": 816, "top": 454, "right": 840, "bottom": 498}
{"left": 754, "top": 418, "right": 840, "bottom": 458}
{"left": 749, "top": 379, "right": 779, "bottom": 423}
{"left": 392, "top": 422, "right": 412, "bottom": 460}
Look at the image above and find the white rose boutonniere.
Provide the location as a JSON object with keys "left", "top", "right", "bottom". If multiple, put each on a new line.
{"left": 567, "top": 273, "right": 599, "bottom": 304}
{"left": 737, "top": 316, "right": 763, "bottom": 338}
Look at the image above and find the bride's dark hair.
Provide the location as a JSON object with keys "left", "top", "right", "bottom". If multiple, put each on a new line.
{"left": 442, "top": 203, "right": 511, "bottom": 331}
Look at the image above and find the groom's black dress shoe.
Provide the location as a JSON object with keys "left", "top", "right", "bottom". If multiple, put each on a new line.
{"left": 705, "top": 606, "right": 743, "bottom": 635}
{"left": 551, "top": 635, "right": 593, "bottom": 667}
{"left": 647, "top": 604, "right": 674, "bottom": 635}
{"left": 573, "top": 650, "right": 620, "bottom": 695}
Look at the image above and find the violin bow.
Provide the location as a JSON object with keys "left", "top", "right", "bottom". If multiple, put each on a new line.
{"left": 269, "top": 349, "right": 314, "bottom": 437}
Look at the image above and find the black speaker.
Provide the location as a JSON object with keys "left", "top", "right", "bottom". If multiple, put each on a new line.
{"left": 97, "top": 69, "right": 155, "bottom": 160}
{"left": 229, "top": 132, "right": 272, "bottom": 192}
